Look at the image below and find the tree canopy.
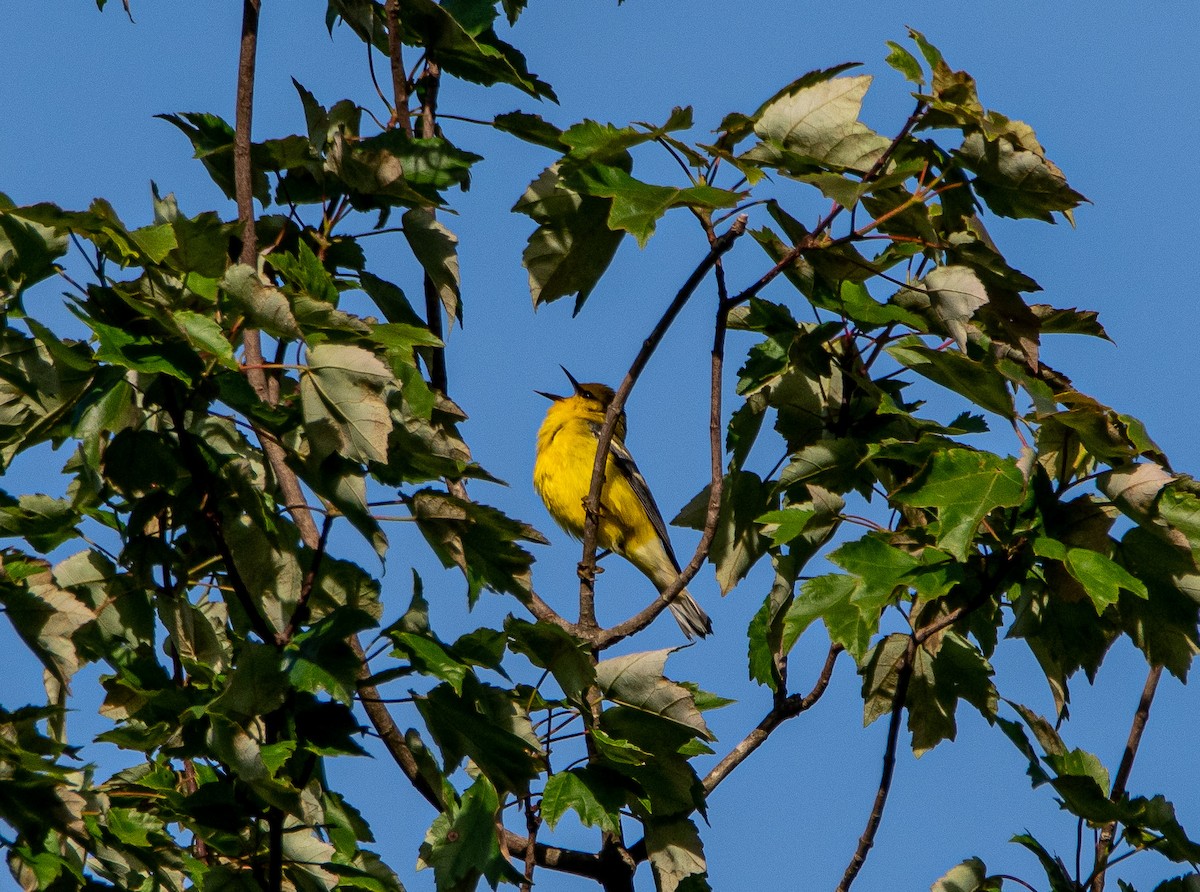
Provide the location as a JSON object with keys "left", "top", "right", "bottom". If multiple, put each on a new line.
{"left": 0, "top": 3, "right": 1197, "bottom": 892}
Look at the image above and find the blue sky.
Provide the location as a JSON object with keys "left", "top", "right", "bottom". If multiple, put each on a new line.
{"left": 3, "top": 2, "right": 1199, "bottom": 890}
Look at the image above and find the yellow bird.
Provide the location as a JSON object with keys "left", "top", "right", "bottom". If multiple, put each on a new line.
{"left": 533, "top": 368, "right": 712, "bottom": 639}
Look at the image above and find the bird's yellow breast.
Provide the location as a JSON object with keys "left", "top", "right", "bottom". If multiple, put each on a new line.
{"left": 533, "top": 398, "right": 651, "bottom": 556}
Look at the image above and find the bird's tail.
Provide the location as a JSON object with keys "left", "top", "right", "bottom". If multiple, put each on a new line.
{"left": 667, "top": 589, "right": 713, "bottom": 639}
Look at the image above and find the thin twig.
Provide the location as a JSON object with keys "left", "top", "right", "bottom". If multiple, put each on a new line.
{"left": 233, "top": 0, "right": 261, "bottom": 271}
{"left": 580, "top": 215, "right": 748, "bottom": 643}
{"left": 835, "top": 637, "right": 916, "bottom": 892}
{"left": 1090, "top": 664, "right": 1164, "bottom": 892}
{"left": 230, "top": 0, "right": 322, "bottom": 551}
{"left": 703, "top": 643, "right": 842, "bottom": 793}
{"left": 279, "top": 512, "right": 334, "bottom": 643}
{"left": 384, "top": 0, "right": 413, "bottom": 135}
{"left": 350, "top": 634, "right": 445, "bottom": 812}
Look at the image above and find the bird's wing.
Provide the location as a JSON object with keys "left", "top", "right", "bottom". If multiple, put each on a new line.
{"left": 590, "top": 421, "right": 681, "bottom": 571}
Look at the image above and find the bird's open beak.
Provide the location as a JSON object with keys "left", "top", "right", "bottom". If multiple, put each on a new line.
{"left": 536, "top": 390, "right": 564, "bottom": 401}
{"left": 560, "top": 366, "right": 585, "bottom": 396}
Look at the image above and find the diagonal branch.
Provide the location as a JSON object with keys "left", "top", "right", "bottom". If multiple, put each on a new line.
{"left": 1090, "top": 664, "right": 1164, "bottom": 892}
{"left": 597, "top": 226, "right": 733, "bottom": 647}
{"left": 703, "top": 643, "right": 842, "bottom": 794}
{"left": 384, "top": 0, "right": 413, "bottom": 135}
{"left": 835, "top": 636, "right": 916, "bottom": 892}
{"left": 230, "top": 0, "right": 323, "bottom": 551}
{"left": 578, "top": 215, "right": 748, "bottom": 637}
{"left": 279, "top": 512, "right": 334, "bottom": 643}
{"left": 351, "top": 634, "right": 446, "bottom": 811}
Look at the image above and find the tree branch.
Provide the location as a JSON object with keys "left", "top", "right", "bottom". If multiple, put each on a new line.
{"left": 702, "top": 643, "right": 842, "bottom": 794}
{"left": 502, "top": 830, "right": 606, "bottom": 881}
{"left": 579, "top": 215, "right": 748, "bottom": 640}
{"left": 384, "top": 0, "right": 413, "bottom": 135}
{"left": 350, "top": 634, "right": 446, "bottom": 811}
{"left": 1090, "top": 664, "right": 1164, "bottom": 892}
{"left": 524, "top": 588, "right": 577, "bottom": 633}
{"left": 233, "top": 0, "right": 261, "bottom": 271}
{"left": 279, "top": 512, "right": 334, "bottom": 644}
{"left": 229, "top": 0, "right": 323, "bottom": 552}
{"left": 835, "top": 636, "right": 916, "bottom": 892}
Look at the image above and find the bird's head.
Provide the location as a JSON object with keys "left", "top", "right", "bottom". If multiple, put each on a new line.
{"left": 538, "top": 367, "right": 626, "bottom": 437}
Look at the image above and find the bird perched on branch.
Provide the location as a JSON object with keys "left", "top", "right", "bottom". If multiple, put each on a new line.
{"left": 533, "top": 367, "right": 713, "bottom": 639}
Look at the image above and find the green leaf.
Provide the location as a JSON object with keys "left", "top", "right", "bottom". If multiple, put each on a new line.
{"left": 172, "top": 310, "right": 238, "bottom": 369}
{"left": 570, "top": 163, "right": 741, "bottom": 248}
{"left": 72, "top": 309, "right": 202, "bottom": 382}
{"left": 0, "top": 493, "right": 81, "bottom": 552}
{"left": 747, "top": 551, "right": 799, "bottom": 690}
{"left": 790, "top": 573, "right": 874, "bottom": 659}
{"left": 416, "top": 775, "right": 503, "bottom": 890}
{"left": 1012, "top": 833, "right": 1075, "bottom": 892}
{"left": 1036, "top": 303, "right": 1108, "bottom": 338}
{"left": 0, "top": 207, "right": 70, "bottom": 304}
{"left": 416, "top": 680, "right": 543, "bottom": 794}
{"left": 923, "top": 264, "right": 989, "bottom": 351}
{"left": 673, "top": 470, "right": 775, "bottom": 595}
{"left": 756, "top": 507, "right": 816, "bottom": 547}
{"left": 403, "top": 208, "right": 462, "bottom": 325}
{"left": 513, "top": 163, "right": 624, "bottom": 311}
{"left": 884, "top": 40, "right": 925, "bottom": 86}
{"left": 1116, "top": 527, "right": 1200, "bottom": 679}
{"left": 392, "top": 631, "right": 471, "bottom": 695}
{"left": 596, "top": 649, "right": 714, "bottom": 741}
{"left": 645, "top": 817, "right": 709, "bottom": 892}
{"left": 748, "top": 75, "right": 891, "bottom": 174}
{"left": 360, "top": 270, "right": 426, "bottom": 327}
{"left": 301, "top": 343, "right": 394, "bottom": 464}
{"left": 540, "top": 768, "right": 623, "bottom": 834}
{"left": 777, "top": 437, "right": 868, "bottom": 492}
{"left": 158, "top": 112, "right": 269, "bottom": 204}
{"left": 1152, "top": 876, "right": 1200, "bottom": 892}
{"left": 907, "top": 632, "right": 998, "bottom": 754}
{"left": 861, "top": 633, "right": 909, "bottom": 727}
{"left": 129, "top": 222, "right": 177, "bottom": 263}
{"left": 590, "top": 727, "right": 650, "bottom": 766}
{"left": 505, "top": 617, "right": 594, "bottom": 701}
{"left": 894, "top": 449, "right": 1025, "bottom": 560}
{"left": 560, "top": 107, "right": 694, "bottom": 162}
{"left": 222, "top": 514, "right": 302, "bottom": 637}
{"left": 995, "top": 716, "right": 1052, "bottom": 787}
{"left": 492, "top": 110, "right": 563, "bottom": 149}
{"left": 888, "top": 341, "right": 1015, "bottom": 418}
{"left": 957, "top": 130, "right": 1086, "bottom": 222}
{"left": 220, "top": 264, "right": 303, "bottom": 340}
{"left": 409, "top": 489, "right": 546, "bottom": 603}
{"left": 209, "top": 644, "right": 291, "bottom": 722}
{"left": 396, "top": 0, "right": 556, "bottom": 100}
{"left": 0, "top": 557, "right": 96, "bottom": 688}
{"left": 931, "top": 857, "right": 996, "bottom": 892}
{"left": 1062, "top": 546, "right": 1148, "bottom": 613}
